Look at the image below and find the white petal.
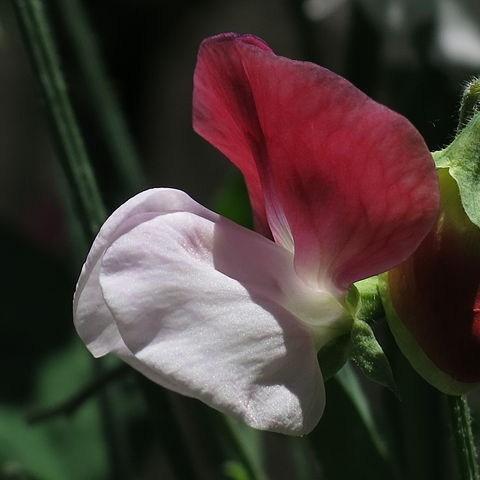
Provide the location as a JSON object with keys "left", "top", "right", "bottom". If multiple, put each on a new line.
{"left": 73, "top": 188, "right": 216, "bottom": 356}
{"left": 75, "top": 188, "right": 326, "bottom": 434}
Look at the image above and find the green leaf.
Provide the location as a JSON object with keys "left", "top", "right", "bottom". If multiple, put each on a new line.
{"left": 214, "top": 171, "right": 253, "bottom": 228}
{"left": 351, "top": 320, "right": 398, "bottom": 396}
{"left": 433, "top": 110, "right": 480, "bottom": 228}
{"left": 223, "top": 460, "right": 251, "bottom": 480}
{"left": 335, "top": 364, "right": 390, "bottom": 462}
{"left": 0, "top": 340, "right": 109, "bottom": 480}
{"left": 222, "top": 418, "right": 268, "bottom": 480}
{"left": 0, "top": 408, "right": 68, "bottom": 479}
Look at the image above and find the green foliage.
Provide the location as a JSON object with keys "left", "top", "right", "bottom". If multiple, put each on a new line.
{"left": 310, "top": 364, "right": 399, "bottom": 480}
{"left": 346, "top": 276, "right": 384, "bottom": 324}
{"left": 222, "top": 418, "right": 268, "bottom": 480}
{"left": 433, "top": 110, "right": 480, "bottom": 229}
{"left": 458, "top": 78, "right": 480, "bottom": 132}
{"left": 223, "top": 461, "right": 251, "bottom": 480}
{"left": 214, "top": 171, "right": 253, "bottom": 228}
{"left": 319, "top": 277, "right": 389, "bottom": 381}
{"left": 0, "top": 341, "right": 108, "bottom": 480}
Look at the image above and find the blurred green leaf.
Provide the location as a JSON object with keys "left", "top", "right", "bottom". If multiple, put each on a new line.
{"left": 0, "top": 340, "right": 108, "bottom": 480}
{"left": 223, "top": 460, "right": 251, "bottom": 480}
{"left": 0, "top": 409, "right": 66, "bottom": 480}
{"left": 0, "top": 461, "right": 40, "bottom": 480}
{"left": 214, "top": 171, "right": 252, "bottom": 228}
{"left": 382, "top": 330, "right": 452, "bottom": 480}
{"left": 310, "top": 363, "right": 399, "bottom": 480}
{"left": 223, "top": 418, "right": 268, "bottom": 480}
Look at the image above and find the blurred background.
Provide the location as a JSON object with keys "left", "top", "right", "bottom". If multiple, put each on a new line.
{"left": 1, "top": 0, "right": 480, "bottom": 478}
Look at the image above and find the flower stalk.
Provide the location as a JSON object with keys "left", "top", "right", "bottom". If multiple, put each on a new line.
{"left": 51, "top": 0, "right": 147, "bottom": 194}
{"left": 448, "top": 395, "right": 480, "bottom": 480}
{"left": 457, "top": 78, "right": 480, "bottom": 134}
{"left": 11, "top": 0, "right": 126, "bottom": 477}
{"left": 11, "top": 0, "right": 106, "bottom": 238}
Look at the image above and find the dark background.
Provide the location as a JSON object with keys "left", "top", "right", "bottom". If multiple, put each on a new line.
{"left": 1, "top": 0, "right": 480, "bottom": 479}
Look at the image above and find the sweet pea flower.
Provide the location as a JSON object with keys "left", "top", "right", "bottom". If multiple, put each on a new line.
{"left": 73, "top": 33, "right": 439, "bottom": 435}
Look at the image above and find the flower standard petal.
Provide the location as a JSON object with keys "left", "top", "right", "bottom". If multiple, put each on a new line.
{"left": 193, "top": 33, "right": 439, "bottom": 291}
{"left": 193, "top": 33, "right": 273, "bottom": 237}
{"left": 75, "top": 188, "right": 333, "bottom": 435}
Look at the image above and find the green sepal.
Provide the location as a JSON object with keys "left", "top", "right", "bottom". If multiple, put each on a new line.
{"left": 318, "top": 277, "right": 382, "bottom": 380}
{"left": 346, "top": 276, "right": 384, "bottom": 325}
{"left": 318, "top": 333, "right": 352, "bottom": 381}
{"left": 378, "top": 274, "right": 472, "bottom": 396}
{"left": 350, "top": 319, "right": 399, "bottom": 397}
{"left": 433, "top": 110, "right": 480, "bottom": 229}
{"left": 344, "top": 277, "right": 398, "bottom": 394}
{"left": 318, "top": 277, "right": 397, "bottom": 388}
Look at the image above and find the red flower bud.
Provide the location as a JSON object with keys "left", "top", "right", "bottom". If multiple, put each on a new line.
{"left": 382, "top": 170, "right": 480, "bottom": 394}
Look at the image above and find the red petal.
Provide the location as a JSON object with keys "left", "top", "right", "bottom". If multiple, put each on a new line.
{"left": 193, "top": 33, "right": 439, "bottom": 290}
{"left": 193, "top": 33, "right": 273, "bottom": 237}
{"left": 388, "top": 173, "right": 480, "bottom": 384}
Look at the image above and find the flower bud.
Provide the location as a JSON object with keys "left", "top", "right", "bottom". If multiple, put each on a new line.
{"left": 381, "top": 112, "right": 480, "bottom": 394}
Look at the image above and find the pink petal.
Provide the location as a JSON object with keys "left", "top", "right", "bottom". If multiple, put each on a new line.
{"left": 74, "top": 188, "right": 327, "bottom": 435}
{"left": 193, "top": 33, "right": 439, "bottom": 291}
{"left": 386, "top": 173, "right": 480, "bottom": 386}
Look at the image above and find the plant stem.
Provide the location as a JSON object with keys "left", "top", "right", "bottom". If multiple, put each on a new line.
{"left": 11, "top": 1, "right": 129, "bottom": 477}
{"left": 457, "top": 78, "right": 480, "bottom": 133}
{"left": 11, "top": 0, "right": 106, "bottom": 238}
{"left": 448, "top": 395, "right": 480, "bottom": 480}
{"left": 52, "top": 0, "right": 146, "bottom": 194}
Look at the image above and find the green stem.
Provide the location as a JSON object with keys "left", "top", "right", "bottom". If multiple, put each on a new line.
{"left": 11, "top": 0, "right": 106, "bottom": 238}
{"left": 457, "top": 78, "right": 480, "bottom": 134}
{"left": 11, "top": 1, "right": 129, "bottom": 477}
{"left": 52, "top": 0, "right": 146, "bottom": 194}
{"left": 213, "top": 413, "right": 268, "bottom": 480}
{"left": 448, "top": 395, "right": 480, "bottom": 480}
